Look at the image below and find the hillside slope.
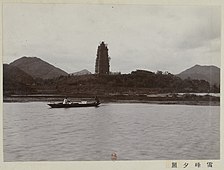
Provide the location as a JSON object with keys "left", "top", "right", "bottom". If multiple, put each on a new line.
{"left": 177, "top": 65, "right": 220, "bottom": 86}
{"left": 3, "top": 64, "right": 35, "bottom": 94}
{"left": 10, "top": 56, "right": 68, "bottom": 79}
{"left": 70, "top": 69, "right": 91, "bottom": 76}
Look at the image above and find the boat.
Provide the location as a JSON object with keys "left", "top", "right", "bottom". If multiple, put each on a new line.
{"left": 48, "top": 101, "right": 100, "bottom": 108}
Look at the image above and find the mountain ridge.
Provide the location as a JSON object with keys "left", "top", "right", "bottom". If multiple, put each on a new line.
{"left": 70, "top": 69, "right": 92, "bottom": 76}
{"left": 10, "top": 56, "right": 68, "bottom": 79}
{"left": 177, "top": 64, "right": 220, "bottom": 86}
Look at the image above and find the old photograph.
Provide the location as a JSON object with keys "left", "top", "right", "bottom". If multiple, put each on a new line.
{"left": 3, "top": 3, "right": 220, "bottom": 162}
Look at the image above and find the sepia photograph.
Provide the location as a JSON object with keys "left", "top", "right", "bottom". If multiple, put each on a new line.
{"left": 2, "top": 2, "right": 221, "bottom": 163}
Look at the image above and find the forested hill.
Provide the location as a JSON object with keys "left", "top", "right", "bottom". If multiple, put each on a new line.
{"left": 23, "top": 69, "right": 218, "bottom": 96}
{"left": 3, "top": 56, "right": 220, "bottom": 96}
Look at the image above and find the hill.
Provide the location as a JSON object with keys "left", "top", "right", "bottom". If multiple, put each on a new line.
{"left": 10, "top": 56, "right": 68, "bottom": 79}
{"left": 177, "top": 65, "right": 220, "bottom": 86}
{"left": 38, "top": 69, "right": 211, "bottom": 95}
{"left": 4, "top": 67, "right": 217, "bottom": 95}
{"left": 3, "top": 64, "right": 35, "bottom": 94}
{"left": 70, "top": 69, "right": 91, "bottom": 76}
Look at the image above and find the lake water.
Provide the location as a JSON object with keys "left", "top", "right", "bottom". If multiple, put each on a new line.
{"left": 3, "top": 102, "right": 220, "bottom": 161}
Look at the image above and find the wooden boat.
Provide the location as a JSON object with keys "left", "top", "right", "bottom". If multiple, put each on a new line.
{"left": 48, "top": 101, "right": 100, "bottom": 108}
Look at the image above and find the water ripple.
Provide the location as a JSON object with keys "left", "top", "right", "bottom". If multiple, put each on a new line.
{"left": 3, "top": 102, "right": 220, "bottom": 161}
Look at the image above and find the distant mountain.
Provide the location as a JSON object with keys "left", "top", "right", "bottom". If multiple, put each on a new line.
{"left": 177, "top": 65, "right": 220, "bottom": 86}
{"left": 70, "top": 69, "right": 91, "bottom": 76}
{"left": 3, "top": 64, "right": 35, "bottom": 94}
{"left": 10, "top": 56, "right": 68, "bottom": 79}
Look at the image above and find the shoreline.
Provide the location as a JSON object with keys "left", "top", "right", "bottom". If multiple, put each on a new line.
{"left": 3, "top": 96, "right": 220, "bottom": 106}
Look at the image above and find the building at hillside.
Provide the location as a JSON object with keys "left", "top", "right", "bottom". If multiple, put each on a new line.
{"left": 95, "top": 42, "right": 110, "bottom": 74}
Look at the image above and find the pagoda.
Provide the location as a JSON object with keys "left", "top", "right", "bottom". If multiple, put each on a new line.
{"left": 95, "top": 42, "right": 110, "bottom": 75}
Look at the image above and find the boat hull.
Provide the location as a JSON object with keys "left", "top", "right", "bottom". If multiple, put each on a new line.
{"left": 48, "top": 102, "right": 100, "bottom": 108}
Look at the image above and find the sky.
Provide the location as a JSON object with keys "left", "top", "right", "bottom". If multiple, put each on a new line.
{"left": 3, "top": 4, "right": 221, "bottom": 74}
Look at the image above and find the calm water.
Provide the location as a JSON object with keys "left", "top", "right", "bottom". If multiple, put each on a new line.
{"left": 3, "top": 102, "right": 220, "bottom": 161}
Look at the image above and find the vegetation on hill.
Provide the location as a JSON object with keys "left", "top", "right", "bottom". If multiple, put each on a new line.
{"left": 3, "top": 57, "right": 220, "bottom": 97}
{"left": 28, "top": 69, "right": 218, "bottom": 97}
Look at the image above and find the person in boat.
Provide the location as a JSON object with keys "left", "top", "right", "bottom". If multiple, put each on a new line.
{"left": 95, "top": 96, "right": 100, "bottom": 104}
{"left": 111, "top": 152, "right": 117, "bottom": 161}
{"left": 63, "top": 97, "right": 70, "bottom": 104}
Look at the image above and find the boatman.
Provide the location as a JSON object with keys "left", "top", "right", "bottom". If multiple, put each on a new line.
{"left": 95, "top": 96, "right": 100, "bottom": 104}
{"left": 63, "top": 97, "right": 68, "bottom": 104}
{"left": 111, "top": 152, "right": 117, "bottom": 161}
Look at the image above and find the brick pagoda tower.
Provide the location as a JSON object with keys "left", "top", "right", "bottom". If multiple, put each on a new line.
{"left": 95, "top": 42, "right": 110, "bottom": 75}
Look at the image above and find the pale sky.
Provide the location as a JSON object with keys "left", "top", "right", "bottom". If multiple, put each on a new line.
{"left": 3, "top": 4, "right": 221, "bottom": 74}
